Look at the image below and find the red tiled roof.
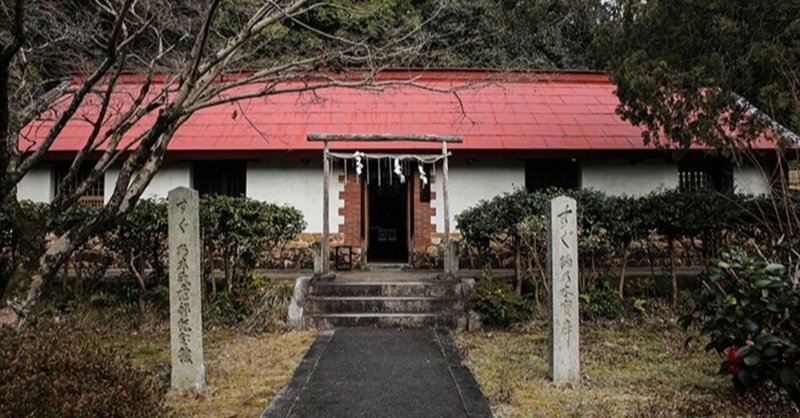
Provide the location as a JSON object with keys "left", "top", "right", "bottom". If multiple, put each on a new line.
{"left": 19, "top": 70, "right": 764, "bottom": 153}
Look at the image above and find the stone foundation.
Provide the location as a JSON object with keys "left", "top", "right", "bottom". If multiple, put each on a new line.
{"left": 258, "top": 233, "right": 365, "bottom": 270}
{"left": 257, "top": 231, "right": 711, "bottom": 271}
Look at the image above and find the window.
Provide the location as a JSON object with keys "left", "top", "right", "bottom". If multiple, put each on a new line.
{"left": 678, "top": 160, "right": 732, "bottom": 192}
{"left": 525, "top": 160, "right": 580, "bottom": 192}
{"left": 789, "top": 161, "right": 800, "bottom": 191}
{"left": 55, "top": 163, "right": 104, "bottom": 206}
{"left": 192, "top": 161, "right": 246, "bottom": 197}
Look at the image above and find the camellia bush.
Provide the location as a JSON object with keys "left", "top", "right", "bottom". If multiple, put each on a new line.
{"left": 683, "top": 242, "right": 799, "bottom": 407}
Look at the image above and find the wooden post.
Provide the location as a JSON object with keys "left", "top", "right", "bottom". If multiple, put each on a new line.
{"left": 442, "top": 141, "right": 451, "bottom": 276}
{"left": 322, "top": 142, "right": 330, "bottom": 275}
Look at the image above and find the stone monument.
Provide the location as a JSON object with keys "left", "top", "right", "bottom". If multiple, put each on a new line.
{"left": 168, "top": 187, "right": 205, "bottom": 391}
{"left": 547, "top": 195, "right": 580, "bottom": 383}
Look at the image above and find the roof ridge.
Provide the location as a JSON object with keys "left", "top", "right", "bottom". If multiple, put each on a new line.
{"left": 76, "top": 68, "right": 612, "bottom": 85}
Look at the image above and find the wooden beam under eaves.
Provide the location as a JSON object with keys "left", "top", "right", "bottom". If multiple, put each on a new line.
{"left": 308, "top": 133, "right": 463, "bottom": 143}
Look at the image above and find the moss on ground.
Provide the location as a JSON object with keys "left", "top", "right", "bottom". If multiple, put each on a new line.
{"left": 456, "top": 321, "right": 797, "bottom": 417}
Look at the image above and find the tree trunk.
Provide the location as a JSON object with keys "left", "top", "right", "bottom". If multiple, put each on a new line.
{"left": 514, "top": 237, "right": 522, "bottom": 295}
{"left": 224, "top": 255, "right": 233, "bottom": 290}
{"left": 668, "top": 239, "right": 678, "bottom": 309}
{"left": 618, "top": 245, "right": 629, "bottom": 300}
{"left": 210, "top": 260, "right": 217, "bottom": 300}
{"left": 130, "top": 252, "right": 146, "bottom": 315}
{"left": 62, "top": 263, "right": 69, "bottom": 294}
{"left": 205, "top": 244, "right": 217, "bottom": 299}
{"left": 1, "top": 234, "right": 76, "bottom": 328}
{"left": 524, "top": 249, "right": 540, "bottom": 308}
{"left": 74, "top": 252, "right": 83, "bottom": 298}
{"left": 0, "top": 194, "right": 97, "bottom": 328}
{"left": 646, "top": 238, "right": 656, "bottom": 277}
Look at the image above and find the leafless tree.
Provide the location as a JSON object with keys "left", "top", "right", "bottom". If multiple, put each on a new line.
{"left": 0, "top": 0, "right": 447, "bottom": 327}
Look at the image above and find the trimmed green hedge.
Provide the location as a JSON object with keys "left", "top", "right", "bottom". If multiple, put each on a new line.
{"left": 0, "top": 196, "right": 305, "bottom": 310}
{"left": 456, "top": 187, "right": 796, "bottom": 304}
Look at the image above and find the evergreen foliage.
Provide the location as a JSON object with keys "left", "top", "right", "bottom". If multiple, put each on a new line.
{"left": 605, "top": 0, "right": 800, "bottom": 151}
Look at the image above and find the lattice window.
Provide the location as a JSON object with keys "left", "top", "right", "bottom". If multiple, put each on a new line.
{"left": 789, "top": 161, "right": 800, "bottom": 191}
{"left": 525, "top": 160, "right": 580, "bottom": 192}
{"left": 55, "top": 163, "right": 104, "bottom": 207}
{"left": 193, "top": 161, "right": 246, "bottom": 197}
{"left": 678, "top": 160, "right": 732, "bottom": 192}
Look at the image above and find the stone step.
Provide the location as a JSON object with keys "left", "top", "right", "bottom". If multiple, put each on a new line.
{"left": 309, "top": 281, "right": 462, "bottom": 298}
{"left": 310, "top": 313, "right": 460, "bottom": 329}
{"left": 366, "top": 263, "right": 409, "bottom": 272}
{"left": 307, "top": 296, "right": 464, "bottom": 314}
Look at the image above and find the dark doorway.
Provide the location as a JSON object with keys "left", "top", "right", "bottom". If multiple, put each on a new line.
{"left": 367, "top": 159, "right": 409, "bottom": 262}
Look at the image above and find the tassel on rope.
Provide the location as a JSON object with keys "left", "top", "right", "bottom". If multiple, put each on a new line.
{"left": 418, "top": 161, "right": 428, "bottom": 186}
{"left": 354, "top": 151, "right": 364, "bottom": 184}
{"left": 394, "top": 158, "right": 406, "bottom": 184}
{"left": 354, "top": 151, "right": 364, "bottom": 175}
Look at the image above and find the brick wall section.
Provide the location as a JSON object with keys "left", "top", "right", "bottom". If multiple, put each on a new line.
{"left": 338, "top": 170, "right": 362, "bottom": 247}
{"left": 412, "top": 170, "right": 436, "bottom": 250}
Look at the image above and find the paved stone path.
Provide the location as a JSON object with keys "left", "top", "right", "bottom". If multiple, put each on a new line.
{"left": 262, "top": 328, "right": 492, "bottom": 418}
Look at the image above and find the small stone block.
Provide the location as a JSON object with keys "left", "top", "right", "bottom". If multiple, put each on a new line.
{"left": 312, "top": 242, "right": 323, "bottom": 275}
{"left": 288, "top": 276, "right": 311, "bottom": 329}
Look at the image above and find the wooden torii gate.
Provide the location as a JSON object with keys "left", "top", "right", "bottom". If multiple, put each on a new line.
{"left": 308, "top": 133, "right": 464, "bottom": 276}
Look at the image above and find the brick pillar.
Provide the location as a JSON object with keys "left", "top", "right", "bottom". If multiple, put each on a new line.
{"left": 338, "top": 168, "right": 362, "bottom": 247}
{"left": 412, "top": 170, "right": 436, "bottom": 250}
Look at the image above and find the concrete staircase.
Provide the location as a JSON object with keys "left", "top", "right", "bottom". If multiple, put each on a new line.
{"left": 305, "top": 279, "right": 468, "bottom": 329}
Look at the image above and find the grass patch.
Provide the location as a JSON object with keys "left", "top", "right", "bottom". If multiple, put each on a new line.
{"left": 103, "top": 328, "right": 316, "bottom": 417}
{"left": 456, "top": 321, "right": 796, "bottom": 417}
{"left": 30, "top": 275, "right": 309, "bottom": 416}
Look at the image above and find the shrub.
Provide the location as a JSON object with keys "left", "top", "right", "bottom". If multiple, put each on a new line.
{"left": 472, "top": 272, "right": 534, "bottom": 326}
{"left": 106, "top": 199, "right": 169, "bottom": 312}
{"left": 580, "top": 280, "right": 624, "bottom": 320}
{"left": 683, "top": 243, "right": 800, "bottom": 408}
{"left": 243, "top": 279, "right": 295, "bottom": 332}
{"left": 0, "top": 324, "right": 170, "bottom": 418}
{"left": 200, "top": 195, "right": 306, "bottom": 290}
{"left": 457, "top": 187, "right": 769, "bottom": 307}
{"left": 206, "top": 275, "right": 294, "bottom": 328}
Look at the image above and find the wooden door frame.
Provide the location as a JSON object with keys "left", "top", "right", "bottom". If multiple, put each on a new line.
{"left": 362, "top": 167, "right": 411, "bottom": 264}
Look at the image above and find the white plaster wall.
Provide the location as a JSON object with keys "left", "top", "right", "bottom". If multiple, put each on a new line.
{"left": 433, "top": 159, "right": 526, "bottom": 232}
{"left": 247, "top": 160, "right": 344, "bottom": 233}
{"left": 17, "top": 164, "right": 54, "bottom": 203}
{"left": 581, "top": 159, "right": 678, "bottom": 196}
{"left": 104, "top": 162, "right": 191, "bottom": 202}
{"left": 734, "top": 164, "right": 770, "bottom": 195}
